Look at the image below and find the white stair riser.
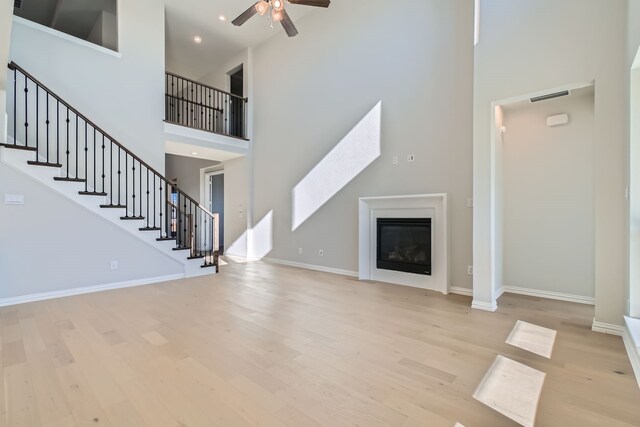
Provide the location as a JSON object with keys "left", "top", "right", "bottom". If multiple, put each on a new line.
{"left": 1, "top": 146, "right": 213, "bottom": 277}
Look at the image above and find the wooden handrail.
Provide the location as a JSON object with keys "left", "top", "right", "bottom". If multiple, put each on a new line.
{"left": 8, "top": 61, "right": 203, "bottom": 209}
{"left": 165, "top": 71, "right": 248, "bottom": 103}
{"left": 165, "top": 93, "right": 224, "bottom": 113}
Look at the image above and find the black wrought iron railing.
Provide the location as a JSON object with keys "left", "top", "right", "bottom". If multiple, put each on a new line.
{"left": 165, "top": 72, "right": 248, "bottom": 139}
{"left": 4, "top": 62, "right": 218, "bottom": 269}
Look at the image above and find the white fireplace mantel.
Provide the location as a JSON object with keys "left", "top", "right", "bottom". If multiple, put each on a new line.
{"left": 358, "top": 194, "right": 449, "bottom": 294}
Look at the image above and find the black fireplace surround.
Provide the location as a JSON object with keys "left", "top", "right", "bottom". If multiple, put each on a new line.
{"left": 376, "top": 218, "right": 431, "bottom": 275}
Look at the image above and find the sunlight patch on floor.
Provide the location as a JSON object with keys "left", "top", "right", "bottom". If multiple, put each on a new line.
{"left": 506, "top": 320, "right": 557, "bottom": 359}
{"left": 473, "top": 355, "right": 545, "bottom": 427}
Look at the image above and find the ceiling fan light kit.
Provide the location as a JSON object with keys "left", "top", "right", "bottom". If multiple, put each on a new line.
{"left": 256, "top": 1, "right": 269, "bottom": 16}
{"left": 272, "top": 9, "right": 284, "bottom": 22}
{"left": 272, "top": 0, "right": 285, "bottom": 12}
{"left": 231, "top": 0, "right": 331, "bottom": 37}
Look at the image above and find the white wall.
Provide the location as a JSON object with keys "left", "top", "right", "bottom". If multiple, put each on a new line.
{"left": 250, "top": 0, "right": 474, "bottom": 286}
{"left": 0, "top": 0, "right": 171, "bottom": 299}
{"left": 0, "top": 1, "right": 14, "bottom": 142}
{"left": 223, "top": 156, "right": 249, "bottom": 257}
{"left": 8, "top": 0, "right": 165, "bottom": 170}
{"left": 474, "top": 0, "right": 630, "bottom": 325}
{"left": 198, "top": 49, "right": 249, "bottom": 96}
{"left": 0, "top": 164, "right": 183, "bottom": 299}
{"left": 502, "top": 93, "right": 595, "bottom": 298}
{"left": 631, "top": 66, "right": 640, "bottom": 317}
{"left": 165, "top": 154, "right": 219, "bottom": 201}
{"left": 87, "top": 11, "right": 118, "bottom": 52}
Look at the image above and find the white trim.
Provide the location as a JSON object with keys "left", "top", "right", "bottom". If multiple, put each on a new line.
{"left": 13, "top": 16, "right": 121, "bottom": 58}
{"left": 263, "top": 258, "right": 358, "bottom": 278}
{"left": 591, "top": 320, "right": 625, "bottom": 336}
{"left": 472, "top": 300, "right": 498, "bottom": 312}
{"left": 450, "top": 287, "right": 473, "bottom": 296}
{"left": 201, "top": 167, "right": 224, "bottom": 210}
{"left": 623, "top": 317, "right": 640, "bottom": 389}
{"left": 358, "top": 193, "right": 449, "bottom": 294}
{"left": 501, "top": 286, "right": 594, "bottom": 305}
{"left": 0, "top": 274, "right": 184, "bottom": 308}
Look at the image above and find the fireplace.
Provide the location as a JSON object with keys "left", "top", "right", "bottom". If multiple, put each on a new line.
{"left": 359, "top": 194, "right": 448, "bottom": 293}
{"left": 376, "top": 218, "right": 431, "bottom": 275}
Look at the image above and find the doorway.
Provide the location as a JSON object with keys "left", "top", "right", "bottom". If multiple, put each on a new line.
{"left": 208, "top": 171, "right": 225, "bottom": 254}
{"left": 228, "top": 65, "right": 244, "bottom": 138}
{"left": 487, "top": 83, "right": 596, "bottom": 306}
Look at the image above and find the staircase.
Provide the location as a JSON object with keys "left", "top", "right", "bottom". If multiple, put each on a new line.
{"left": 1, "top": 62, "right": 219, "bottom": 276}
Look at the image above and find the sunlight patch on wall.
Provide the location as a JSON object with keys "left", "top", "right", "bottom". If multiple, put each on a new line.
{"left": 292, "top": 101, "right": 382, "bottom": 231}
{"left": 250, "top": 210, "right": 274, "bottom": 260}
{"left": 225, "top": 231, "right": 248, "bottom": 258}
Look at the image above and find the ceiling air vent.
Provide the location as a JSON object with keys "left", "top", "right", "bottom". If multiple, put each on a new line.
{"left": 14, "top": 0, "right": 23, "bottom": 9}
{"left": 530, "top": 90, "right": 570, "bottom": 103}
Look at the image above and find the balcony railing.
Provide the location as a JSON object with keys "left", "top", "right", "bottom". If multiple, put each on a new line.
{"left": 165, "top": 72, "right": 248, "bottom": 140}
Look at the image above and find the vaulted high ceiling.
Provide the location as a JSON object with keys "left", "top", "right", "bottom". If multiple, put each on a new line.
{"left": 165, "top": 0, "right": 317, "bottom": 79}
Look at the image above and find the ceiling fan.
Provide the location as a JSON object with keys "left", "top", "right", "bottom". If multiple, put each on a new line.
{"left": 231, "top": 0, "right": 330, "bottom": 38}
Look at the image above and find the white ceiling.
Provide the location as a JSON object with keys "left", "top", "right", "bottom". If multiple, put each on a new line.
{"left": 164, "top": 0, "right": 316, "bottom": 80}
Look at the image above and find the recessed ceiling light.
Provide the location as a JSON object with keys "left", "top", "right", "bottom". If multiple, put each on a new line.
{"left": 219, "top": 15, "right": 227, "bottom": 22}
{"left": 192, "top": 152, "right": 198, "bottom": 155}
{"left": 193, "top": 35, "right": 202, "bottom": 44}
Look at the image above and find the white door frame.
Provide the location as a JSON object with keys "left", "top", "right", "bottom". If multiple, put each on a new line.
{"left": 202, "top": 169, "right": 224, "bottom": 212}
{"left": 473, "top": 80, "right": 594, "bottom": 311}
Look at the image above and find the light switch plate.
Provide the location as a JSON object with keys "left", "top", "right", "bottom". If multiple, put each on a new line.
{"left": 4, "top": 194, "right": 24, "bottom": 205}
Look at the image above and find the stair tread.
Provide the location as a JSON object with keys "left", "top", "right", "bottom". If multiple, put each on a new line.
{"left": 27, "top": 161, "right": 63, "bottom": 168}
{"left": 201, "top": 263, "right": 217, "bottom": 269}
{"left": 172, "top": 246, "right": 191, "bottom": 251}
{"left": 156, "top": 237, "right": 176, "bottom": 241}
{"left": 139, "top": 227, "right": 162, "bottom": 231}
{"left": 0, "top": 143, "right": 37, "bottom": 151}
{"left": 78, "top": 191, "right": 108, "bottom": 196}
{"left": 100, "top": 204, "right": 127, "bottom": 209}
{"left": 53, "top": 177, "right": 86, "bottom": 182}
{"left": 120, "top": 216, "right": 145, "bottom": 220}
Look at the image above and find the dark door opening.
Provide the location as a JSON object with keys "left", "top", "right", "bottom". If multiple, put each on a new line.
{"left": 229, "top": 66, "right": 244, "bottom": 138}
{"left": 210, "top": 174, "right": 225, "bottom": 254}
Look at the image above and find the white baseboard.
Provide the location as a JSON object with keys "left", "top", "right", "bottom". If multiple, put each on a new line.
{"left": 591, "top": 320, "right": 625, "bottom": 336}
{"left": 623, "top": 317, "right": 640, "bottom": 389}
{"left": 0, "top": 274, "right": 184, "bottom": 308}
{"left": 501, "top": 286, "right": 594, "bottom": 305}
{"left": 450, "top": 287, "right": 473, "bottom": 296}
{"left": 472, "top": 300, "right": 498, "bottom": 312}
{"left": 263, "top": 258, "right": 358, "bottom": 278}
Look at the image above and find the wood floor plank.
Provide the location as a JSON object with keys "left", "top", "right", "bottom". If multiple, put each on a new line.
{"left": 0, "top": 260, "right": 638, "bottom": 426}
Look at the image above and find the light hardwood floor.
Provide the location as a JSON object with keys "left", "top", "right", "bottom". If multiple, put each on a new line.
{"left": 1, "top": 259, "right": 639, "bottom": 426}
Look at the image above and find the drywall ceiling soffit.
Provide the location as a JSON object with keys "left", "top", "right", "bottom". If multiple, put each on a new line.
{"left": 500, "top": 85, "right": 595, "bottom": 112}
{"left": 164, "top": 0, "right": 317, "bottom": 78}
{"left": 165, "top": 140, "right": 245, "bottom": 162}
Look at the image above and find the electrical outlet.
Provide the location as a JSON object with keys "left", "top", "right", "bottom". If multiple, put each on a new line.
{"left": 466, "top": 198, "right": 473, "bottom": 208}
{"left": 319, "top": 249, "right": 324, "bottom": 257}
{"left": 467, "top": 265, "right": 473, "bottom": 275}
{"left": 298, "top": 248, "right": 303, "bottom": 254}
{"left": 407, "top": 154, "right": 416, "bottom": 162}
{"left": 392, "top": 156, "right": 398, "bottom": 165}
{"left": 110, "top": 261, "right": 118, "bottom": 270}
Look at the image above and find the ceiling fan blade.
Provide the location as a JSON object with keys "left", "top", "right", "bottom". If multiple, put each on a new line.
{"left": 232, "top": 3, "right": 259, "bottom": 26}
{"left": 280, "top": 9, "right": 299, "bottom": 37}
{"left": 288, "top": 0, "right": 330, "bottom": 7}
